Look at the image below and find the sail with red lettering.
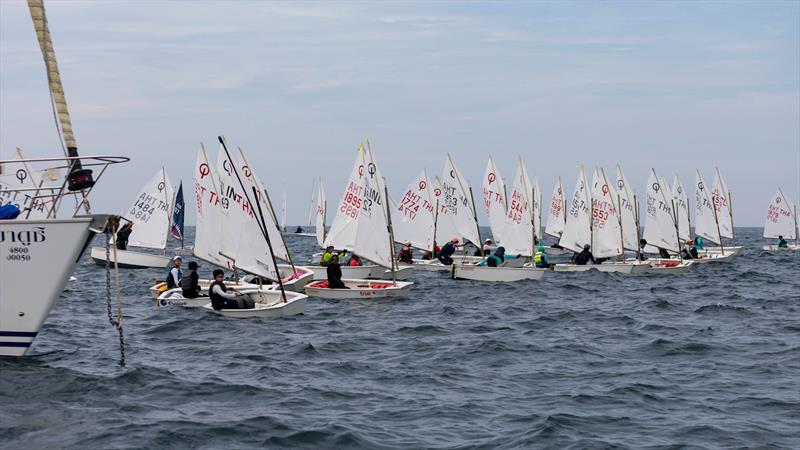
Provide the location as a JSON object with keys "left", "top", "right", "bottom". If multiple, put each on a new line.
{"left": 482, "top": 157, "right": 506, "bottom": 243}
{"left": 441, "top": 154, "right": 481, "bottom": 246}
{"left": 315, "top": 178, "right": 326, "bottom": 247}
{"left": 501, "top": 156, "right": 534, "bottom": 256}
{"left": 711, "top": 168, "right": 733, "bottom": 239}
{"left": 672, "top": 175, "right": 691, "bottom": 241}
{"left": 192, "top": 145, "right": 229, "bottom": 267}
{"left": 126, "top": 167, "right": 174, "bottom": 250}
{"left": 694, "top": 170, "right": 721, "bottom": 245}
{"left": 431, "top": 175, "right": 459, "bottom": 247}
{"left": 544, "top": 177, "right": 566, "bottom": 239}
{"left": 590, "top": 167, "right": 623, "bottom": 258}
{"left": 764, "top": 188, "right": 797, "bottom": 240}
{"left": 393, "top": 169, "right": 435, "bottom": 251}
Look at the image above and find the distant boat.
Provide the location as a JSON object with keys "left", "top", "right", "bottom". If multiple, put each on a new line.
{"left": 762, "top": 188, "right": 799, "bottom": 251}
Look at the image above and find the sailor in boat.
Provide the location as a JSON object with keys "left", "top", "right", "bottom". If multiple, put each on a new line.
{"left": 321, "top": 245, "right": 346, "bottom": 266}
{"left": 776, "top": 235, "right": 789, "bottom": 248}
{"left": 115, "top": 222, "right": 134, "bottom": 250}
{"left": 693, "top": 236, "right": 704, "bottom": 250}
{"left": 422, "top": 243, "right": 440, "bottom": 260}
{"left": 475, "top": 239, "right": 492, "bottom": 256}
{"left": 638, "top": 239, "right": 648, "bottom": 261}
{"left": 295, "top": 225, "right": 304, "bottom": 233}
{"left": 180, "top": 261, "right": 202, "bottom": 299}
{"left": 209, "top": 269, "right": 253, "bottom": 310}
{"left": 165, "top": 256, "right": 183, "bottom": 289}
{"left": 327, "top": 254, "right": 347, "bottom": 289}
{"left": 658, "top": 247, "right": 670, "bottom": 259}
{"left": 478, "top": 246, "right": 517, "bottom": 267}
{"left": 347, "top": 254, "right": 363, "bottom": 267}
{"left": 573, "top": 244, "right": 596, "bottom": 265}
{"left": 438, "top": 237, "right": 460, "bottom": 265}
{"left": 397, "top": 242, "right": 414, "bottom": 264}
{"left": 534, "top": 246, "right": 550, "bottom": 268}
{"left": 681, "top": 240, "right": 698, "bottom": 259}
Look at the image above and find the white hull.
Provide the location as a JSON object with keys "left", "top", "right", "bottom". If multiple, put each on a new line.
{"left": 203, "top": 290, "right": 307, "bottom": 318}
{"left": 688, "top": 252, "right": 737, "bottom": 264}
{"left": 286, "top": 232, "right": 316, "bottom": 238}
{"left": 554, "top": 261, "right": 650, "bottom": 274}
{"left": 452, "top": 265, "right": 544, "bottom": 282}
{"left": 369, "top": 265, "right": 413, "bottom": 280}
{"left": 762, "top": 244, "right": 800, "bottom": 251}
{"left": 701, "top": 246, "right": 743, "bottom": 256}
{"left": 151, "top": 279, "right": 259, "bottom": 300}
{"left": 304, "top": 279, "right": 413, "bottom": 299}
{"left": 410, "top": 259, "right": 452, "bottom": 272}
{"left": 240, "top": 265, "right": 315, "bottom": 292}
{"left": 1, "top": 217, "right": 102, "bottom": 356}
{"left": 90, "top": 246, "right": 170, "bottom": 269}
{"left": 643, "top": 259, "right": 694, "bottom": 273}
{"left": 306, "top": 265, "right": 377, "bottom": 280}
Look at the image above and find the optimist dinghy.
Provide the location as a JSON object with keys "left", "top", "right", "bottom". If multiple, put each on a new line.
{"left": 304, "top": 141, "right": 413, "bottom": 299}
{"left": 89, "top": 167, "right": 175, "bottom": 269}
{"left": 203, "top": 288, "right": 307, "bottom": 318}
{"left": 761, "top": 187, "right": 799, "bottom": 251}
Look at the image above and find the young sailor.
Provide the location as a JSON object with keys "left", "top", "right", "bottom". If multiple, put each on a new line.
{"left": 474, "top": 239, "right": 492, "bottom": 257}
{"left": 777, "top": 235, "right": 789, "bottom": 248}
{"left": 326, "top": 254, "right": 347, "bottom": 289}
{"left": 574, "top": 244, "right": 595, "bottom": 265}
{"left": 209, "top": 269, "right": 253, "bottom": 310}
{"left": 681, "top": 240, "right": 698, "bottom": 259}
{"left": 347, "top": 254, "right": 363, "bottom": 267}
{"left": 437, "top": 237, "right": 459, "bottom": 265}
{"left": 422, "top": 243, "right": 440, "bottom": 260}
{"left": 397, "top": 243, "right": 414, "bottom": 264}
{"left": 478, "top": 246, "right": 517, "bottom": 267}
{"left": 180, "top": 261, "right": 201, "bottom": 299}
{"left": 115, "top": 223, "right": 133, "bottom": 250}
{"left": 321, "top": 245, "right": 346, "bottom": 266}
{"left": 295, "top": 226, "right": 303, "bottom": 233}
{"left": 165, "top": 256, "right": 182, "bottom": 289}
{"left": 534, "top": 246, "right": 549, "bottom": 268}
{"left": 693, "top": 236, "right": 704, "bottom": 250}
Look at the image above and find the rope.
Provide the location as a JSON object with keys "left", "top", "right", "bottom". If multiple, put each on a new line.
{"left": 104, "top": 215, "right": 126, "bottom": 366}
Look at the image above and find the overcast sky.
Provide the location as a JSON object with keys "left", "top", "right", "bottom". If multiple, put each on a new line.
{"left": 1, "top": 0, "right": 798, "bottom": 226}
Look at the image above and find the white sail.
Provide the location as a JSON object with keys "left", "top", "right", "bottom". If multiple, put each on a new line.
{"left": 393, "top": 169, "right": 435, "bottom": 251}
{"left": 237, "top": 148, "right": 290, "bottom": 264}
{"left": 590, "top": 167, "right": 623, "bottom": 258}
{"left": 0, "top": 148, "right": 51, "bottom": 219}
{"left": 764, "top": 188, "right": 797, "bottom": 239}
{"left": 126, "top": 167, "right": 173, "bottom": 250}
{"left": 431, "top": 175, "right": 459, "bottom": 246}
{"left": 615, "top": 165, "right": 639, "bottom": 252}
{"left": 482, "top": 156, "right": 507, "bottom": 243}
{"left": 711, "top": 168, "right": 733, "bottom": 239}
{"left": 672, "top": 175, "right": 691, "bottom": 241}
{"left": 315, "top": 177, "right": 326, "bottom": 247}
{"left": 694, "top": 170, "right": 721, "bottom": 245}
{"left": 501, "top": 157, "right": 534, "bottom": 256}
{"left": 192, "top": 145, "right": 229, "bottom": 268}
{"left": 544, "top": 177, "right": 566, "bottom": 239}
{"left": 558, "top": 167, "right": 591, "bottom": 253}
{"left": 441, "top": 154, "right": 481, "bottom": 246}
{"left": 325, "top": 143, "right": 393, "bottom": 268}
{"left": 643, "top": 169, "right": 679, "bottom": 252}
{"left": 216, "top": 145, "right": 247, "bottom": 258}
{"left": 532, "top": 176, "right": 542, "bottom": 242}
{"left": 230, "top": 148, "right": 280, "bottom": 280}
{"left": 306, "top": 178, "right": 316, "bottom": 228}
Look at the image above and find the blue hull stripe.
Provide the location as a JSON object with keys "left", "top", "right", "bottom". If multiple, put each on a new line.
{"left": 0, "top": 331, "right": 38, "bottom": 337}
{"left": 0, "top": 342, "right": 32, "bottom": 347}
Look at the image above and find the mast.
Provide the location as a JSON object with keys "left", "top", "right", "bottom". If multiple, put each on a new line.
{"left": 468, "top": 186, "right": 482, "bottom": 250}
{"left": 728, "top": 190, "right": 736, "bottom": 246}
{"left": 160, "top": 167, "right": 172, "bottom": 256}
{"left": 219, "top": 136, "right": 286, "bottom": 302}
{"left": 634, "top": 194, "right": 642, "bottom": 261}
{"left": 432, "top": 198, "right": 439, "bottom": 257}
{"left": 384, "top": 182, "right": 397, "bottom": 285}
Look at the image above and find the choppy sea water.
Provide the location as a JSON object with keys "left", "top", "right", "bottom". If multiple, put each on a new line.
{"left": 1, "top": 227, "right": 798, "bottom": 449}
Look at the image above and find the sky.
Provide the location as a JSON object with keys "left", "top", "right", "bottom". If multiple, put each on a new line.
{"left": 1, "top": 0, "right": 798, "bottom": 226}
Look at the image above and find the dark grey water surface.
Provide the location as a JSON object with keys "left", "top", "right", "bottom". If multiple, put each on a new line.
{"left": 1, "top": 227, "right": 799, "bottom": 449}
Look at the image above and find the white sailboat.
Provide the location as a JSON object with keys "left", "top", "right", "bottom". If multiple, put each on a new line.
{"left": 441, "top": 153, "right": 482, "bottom": 248}
{"left": 305, "top": 142, "right": 413, "bottom": 299}
{"left": 2, "top": 0, "right": 130, "bottom": 356}
{"left": 555, "top": 167, "right": 649, "bottom": 273}
{"left": 89, "top": 167, "right": 175, "bottom": 268}
{"left": 615, "top": 165, "right": 640, "bottom": 254}
{"left": 482, "top": 156, "right": 507, "bottom": 243}
{"left": 672, "top": 175, "right": 691, "bottom": 242}
{"left": 762, "top": 188, "right": 799, "bottom": 251}
{"left": 453, "top": 156, "right": 544, "bottom": 282}
{"left": 692, "top": 170, "right": 738, "bottom": 262}
{"left": 703, "top": 167, "right": 742, "bottom": 255}
{"left": 543, "top": 177, "right": 571, "bottom": 256}
{"left": 315, "top": 177, "right": 327, "bottom": 247}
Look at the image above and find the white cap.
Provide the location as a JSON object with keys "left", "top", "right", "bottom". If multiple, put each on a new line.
{"left": 173, "top": 255, "right": 182, "bottom": 261}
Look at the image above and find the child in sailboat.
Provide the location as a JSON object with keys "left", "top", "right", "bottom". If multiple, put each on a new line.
{"left": 327, "top": 255, "right": 347, "bottom": 289}
{"left": 397, "top": 243, "right": 414, "bottom": 264}
{"left": 180, "top": 261, "right": 201, "bottom": 299}
{"left": 165, "top": 256, "right": 182, "bottom": 289}
{"left": 438, "top": 238, "right": 460, "bottom": 265}
{"left": 573, "top": 244, "right": 595, "bottom": 265}
{"left": 347, "top": 254, "right": 363, "bottom": 266}
{"left": 209, "top": 269, "right": 253, "bottom": 310}
{"left": 115, "top": 222, "right": 133, "bottom": 250}
{"left": 777, "top": 235, "right": 788, "bottom": 248}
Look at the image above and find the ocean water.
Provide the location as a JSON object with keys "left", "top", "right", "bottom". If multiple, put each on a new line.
{"left": 1, "top": 227, "right": 798, "bottom": 449}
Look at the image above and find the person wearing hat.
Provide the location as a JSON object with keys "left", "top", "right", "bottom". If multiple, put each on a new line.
{"left": 573, "top": 244, "right": 595, "bottom": 265}
{"left": 397, "top": 241, "right": 414, "bottom": 264}
{"left": 681, "top": 240, "right": 698, "bottom": 259}
{"left": 475, "top": 239, "right": 492, "bottom": 257}
{"left": 165, "top": 256, "right": 182, "bottom": 289}
{"left": 209, "top": 269, "right": 253, "bottom": 310}
{"left": 437, "top": 237, "right": 460, "bottom": 265}
{"left": 180, "top": 261, "right": 201, "bottom": 298}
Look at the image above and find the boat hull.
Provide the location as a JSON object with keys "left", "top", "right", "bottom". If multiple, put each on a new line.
{"left": 89, "top": 246, "right": 170, "bottom": 269}
{"left": 553, "top": 261, "right": 650, "bottom": 274}
{"left": 202, "top": 290, "right": 307, "bottom": 318}
{"left": 762, "top": 244, "right": 800, "bottom": 251}
{"left": 452, "top": 265, "right": 544, "bottom": 282}
{"left": 306, "top": 265, "right": 377, "bottom": 280}
{"left": 1, "top": 217, "right": 103, "bottom": 356}
{"left": 644, "top": 259, "right": 694, "bottom": 273}
{"left": 304, "top": 279, "right": 413, "bottom": 299}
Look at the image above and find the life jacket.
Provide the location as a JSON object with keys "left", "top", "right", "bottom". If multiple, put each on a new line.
{"left": 209, "top": 280, "right": 228, "bottom": 310}
{"left": 534, "top": 251, "right": 544, "bottom": 267}
{"left": 166, "top": 267, "right": 182, "bottom": 289}
{"left": 321, "top": 251, "right": 333, "bottom": 266}
{"left": 486, "top": 255, "right": 503, "bottom": 267}
{"left": 777, "top": 239, "right": 788, "bottom": 247}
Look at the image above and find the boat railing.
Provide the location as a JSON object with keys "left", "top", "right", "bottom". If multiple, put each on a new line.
{"left": 0, "top": 154, "right": 129, "bottom": 219}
